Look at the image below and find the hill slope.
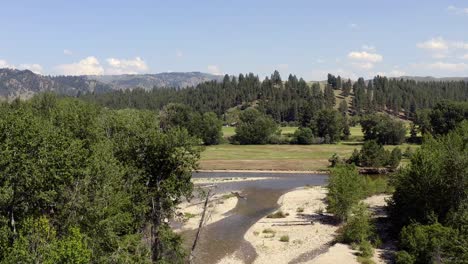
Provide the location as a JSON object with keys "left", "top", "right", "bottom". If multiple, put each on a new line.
{"left": 90, "top": 72, "right": 223, "bottom": 90}
{"left": 0, "top": 69, "right": 223, "bottom": 99}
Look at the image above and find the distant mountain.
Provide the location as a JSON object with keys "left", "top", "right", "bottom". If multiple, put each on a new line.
{"left": 0, "top": 68, "right": 113, "bottom": 99}
{"left": 395, "top": 76, "right": 468, "bottom": 82}
{"left": 89, "top": 72, "right": 223, "bottom": 90}
{"left": 0, "top": 69, "right": 223, "bottom": 100}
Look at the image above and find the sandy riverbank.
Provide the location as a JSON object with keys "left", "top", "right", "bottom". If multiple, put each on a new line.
{"left": 196, "top": 169, "right": 329, "bottom": 174}
{"left": 175, "top": 192, "right": 239, "bottom": 231}
{"left": 192, "top": 177, "right": 274, "bottom": 185}
{"left": 217, "top": 187, "right": 391, "bottom": 264}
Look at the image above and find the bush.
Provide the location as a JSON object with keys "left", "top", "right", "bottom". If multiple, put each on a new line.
{"left": 359, "top": 240, "right": 374, "bottom": 258}
{"left": 279, "top": 235, "right": 290, "bottom": 242}
{"left": 327, "top": 165, "right": 365, "bottom": 221}
{"left": 338, "top": 203, "right": 374, "bottom": 244}
{"left": 360, "top": 114, "right": 406, "bottom": 145}
{"left": 267, "top": 211, "right": 288, "bottom": 219}
{"left": 262, "top": 228, "right": 276, "bottom": 234}
{"left": 347, "top": 140, "right": 401, "bottom": 168}
{"left": 233, "top": 108, "right": 279, "bottom": 144}
{"left": 292, "top": 127, "right": 314, "bottom": 144}
{"left": 328, "top": 153, "right": 345, "bottom": 167}
{"left": 395, "top": 251, "right": 416, "bottom": 264}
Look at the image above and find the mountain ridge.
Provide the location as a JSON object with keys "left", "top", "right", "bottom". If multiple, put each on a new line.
{"left": 0, "top": 69, "right": 222, "bottom": 99}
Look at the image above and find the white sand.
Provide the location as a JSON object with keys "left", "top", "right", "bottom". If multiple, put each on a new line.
{"left": 196, "top": 169, "right": 328, "bottom": 174}
{"left": 175, "top": 192, "right": 239, "bottom": 231}
{"left": 192, "top": 177, "right": 273, "bottom": 184}
{"left": 216, "top": 188, "right": 393, "bottom": 264}
{"left": 218, "top": 186, "right": 357, "bottom": 264}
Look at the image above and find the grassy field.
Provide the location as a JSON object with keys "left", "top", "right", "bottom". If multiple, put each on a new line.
{"left": 210, "top": 124, "right": 419, "bottom": 171}
{"left": 200, "top": 143, "right": 418, "bottom": 171}
{"left": 222, "top": 126, "right": 298, "bottom": 138}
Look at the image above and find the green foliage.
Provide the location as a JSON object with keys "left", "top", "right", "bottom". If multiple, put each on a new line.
{"left": 233, "top": 108, "right": 279, "bottom": 144}
{"left": 267, "top": 211, "right": 288, "bottom": 219}
{"left": 0, "top": 96, "right": 202, "bottom": 263}
{"left": 279, "top": 235, "right": 290, "bottom": 242}
{"left": 313, "top": 109, "right": 344, "bottom": 143}
{"left": 429, "top": 101, "right": 468, "bottom": 135}
{"left": 326, "top": 165, "right": 365, "bottom": 222}
{"left": 1, "top": 217, "right": 91, "bottom": 264}
{"left": 396, "top": 222, "right": 467, "bottom": 264}
{"left": 360, "top": 114, "right": 406, "bottom": 145}
{"left": 292, "top": 127, "right": 314, "bottom": 144}
{"left": 159, "top": 103, "right": 222, "bottom": 145}
{"left": 347, "top": 140, "right": 402, "bottom": 168}
{"left": 359, "top": 240, "right": 374, "bottom": 258}
{"left": 389, "top": 122, "right": 468, "bottom": 227}
{"left": 338, "top": 203, "right": 374, "bottom": 244}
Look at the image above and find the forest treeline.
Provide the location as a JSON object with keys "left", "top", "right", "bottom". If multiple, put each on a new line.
{"left": 0, "top": 94, "right": 199, "bottom": 263}
{"left": 79, "top": 71, "right": 468, "bottom": 122}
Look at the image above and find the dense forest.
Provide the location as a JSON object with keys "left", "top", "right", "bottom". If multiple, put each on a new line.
{"left": 80, "top": 71, "right": 468, "bottom": 122}
{"left": 0, "top": 94, "right": 200, "bottom": 263}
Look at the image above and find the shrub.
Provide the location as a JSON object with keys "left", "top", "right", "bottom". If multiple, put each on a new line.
{"left": 359, "top": 240, "right": 374, "bottom": 258}
{"left": 262, "top": 228, "right": 276, "bottom": 234}
{"left": 267, "top": 211, "right": 287, "bottom": 219}
{"left": 233, "top": 108, "right": 279, "bottom": 144}
{"left": 292, "top": 127, "right": 314, "bottom": 144}
{"left": 327, "top": 165, "right": 365, "bottom": 221}
{"left": 296, "top": 207, "right": 304, "bottom": 213}
{"left": 279, "top": 235, "right": 290, "bottom": 242}
{"left": 338, "top": 203, "right": 374, "bottom": 244}
{"left": 328, "top": 153, "right": 345, "bottom": 167}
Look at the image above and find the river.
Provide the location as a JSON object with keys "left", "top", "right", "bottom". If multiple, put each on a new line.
{"left": 183, "top": 172, "right": 329, "bottom": 264}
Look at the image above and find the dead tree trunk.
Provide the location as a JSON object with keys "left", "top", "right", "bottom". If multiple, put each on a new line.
{"left": 189, "top": 188, "right": 212, "bottom": 263}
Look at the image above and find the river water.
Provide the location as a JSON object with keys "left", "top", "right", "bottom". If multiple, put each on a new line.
{"left": 184, "top": 172, "right": 329, "bottom": 264}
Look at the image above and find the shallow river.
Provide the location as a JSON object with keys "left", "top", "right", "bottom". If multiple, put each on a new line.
{"left": 184, "top": 172, "right": 329, "bottom": 264}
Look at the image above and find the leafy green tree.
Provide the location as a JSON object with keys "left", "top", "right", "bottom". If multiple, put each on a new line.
{"left": 429, "top": 101, "right": 468, "bottom": 135}
{"left": 339, "top": 203, "right": 374, "bottom": 244}
{"left": 360, "top": 114, "right": 406, "bottom": 145}
{"left": 314, "top": 109, "right": 344, "bottom": 143}
{"left": 233, "top": 108, "right": 279, "bottom": 144}
{"left": 389, "top": 122, "right": 468, "bottom": 228}
{"left": 199, "top": 112, "right": 223, "bottom": 145}
{"left": 396, "top": 223, "right": 466, "bottom": 264}
{"left": 327, "top": 165, "right": 365, "bottom": 222}
{"left": 292, "top": 127, "right": 314, "bottom": 144}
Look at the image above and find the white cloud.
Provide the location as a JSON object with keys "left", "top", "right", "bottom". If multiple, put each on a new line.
{"left": 362, "top": 45, "right": 376, "bottom": 52}
{"left": 417, "top": 37, "right": 468, "bottom": 58}
{"left": 348, "top": 23, "right": 358, "bottom": 29}
{"left": 461, "top": 54, "right": 468, "bottom": 60}
{"left": 417, "top": 61, "right": 468, "bottom": 72}
{"left": 176, "top": 50, "right": 183, "bottom": 58}
{"left": 18, "top": 64, "right": 43, "bottom": 74}
{"left": 63, "top": 49, "right": 73, "bottom": 55}
{"left": 315, "top": 58, "right": 324, "bottom": 63}
{"left": 57, "top": 56, "right": 104, "bottom": 75}
{"left": 0, "top": 60, "right": 43, "bottom": 74}
{"left": 373, "top": 69, "right": 406, "bottom": 77}
{"left": 0, "top": 60, "right": 14, "bottom": 68}
{"left": 207, "top": 65, "right": 222, "bottom": 75}
{"left": 105, "top": 57, "right": 148, "bottom": 74}
{"left": 452, "top": 41, "right": 468, "bottom": 50}
{"left": 447, "top": 5, "right": 468, "bottom": 15}
{"left": 417, "top": 37, "right": 448, "bottom": 51}
{"left": 348, "top": 51, "right": 383, "bottom": 62}
{"left": 352, "top": 62, "right": 374, "bottom": 70}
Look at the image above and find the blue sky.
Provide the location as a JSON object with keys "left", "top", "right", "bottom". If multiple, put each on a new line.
{"left": 1, "top": 0, "right": 467, "bottom": 79}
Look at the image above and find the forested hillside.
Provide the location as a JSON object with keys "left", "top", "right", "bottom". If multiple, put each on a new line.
{"left": 81, "top": 71, "right": 468, "bottom": 123}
